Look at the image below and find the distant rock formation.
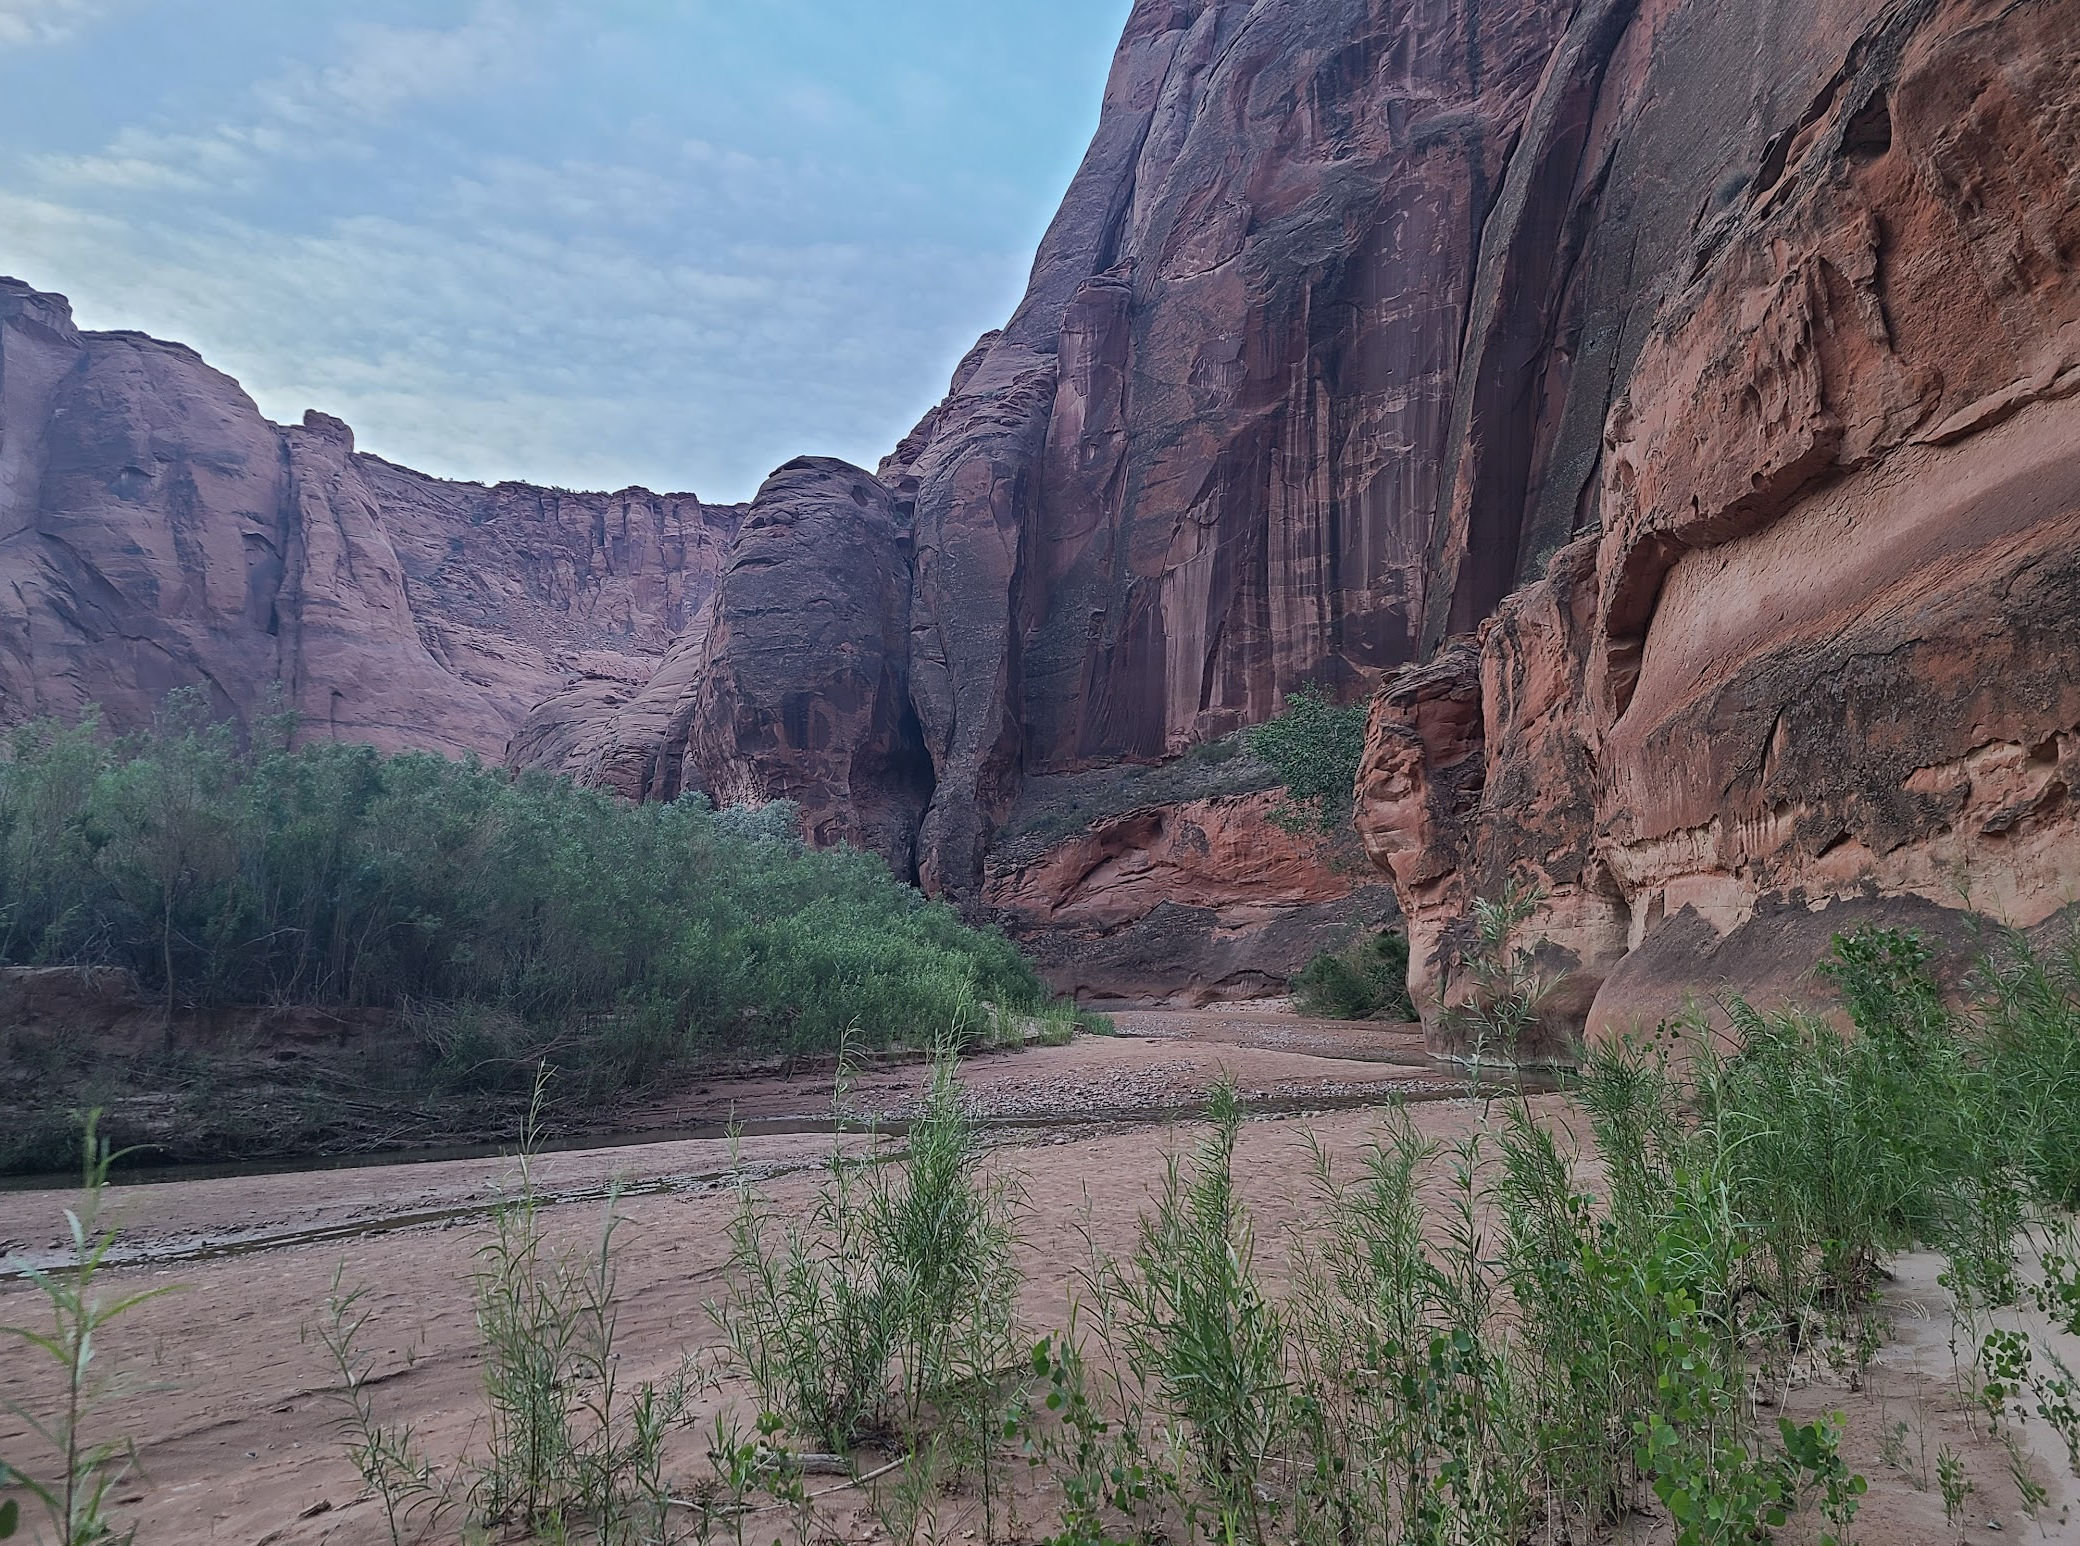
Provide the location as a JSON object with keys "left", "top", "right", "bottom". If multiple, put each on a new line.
{"left": 0, "top": 277, "right": 742, "bottom": 760}
{"left": 517, "top": 457, "right": 933, "bottom": 873}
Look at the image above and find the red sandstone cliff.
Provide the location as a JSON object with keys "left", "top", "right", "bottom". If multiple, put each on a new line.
{"left": 522, "top": 457, "right": 934, "bottom": 870}
{"left": 883, "top": 0, "right": 1583, "bottom": 908}
{"left": 1354, "top": 0, "right": 2080, "bottom": 1051}
{"left": 0, "top": 279, "right": 742, "bottom": 760}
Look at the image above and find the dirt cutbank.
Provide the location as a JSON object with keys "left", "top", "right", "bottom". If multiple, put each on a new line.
{"left": 1, "top": 1000, "right": 1459, "bottom": 1186}
{"left": 0, "top": 974, "right": 1446, "bottom": 1178}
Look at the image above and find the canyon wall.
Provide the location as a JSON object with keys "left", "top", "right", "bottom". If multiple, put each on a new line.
{"left": 7, "top": 0, "right": 2076, "bottom": 1013}
{"left": 882, "top": 0, "right": 1583, "bottom": 909}
{"left": 1354, "top": 0, "right": 2080, "bottom": 1050}
{"left": 0, "top": 278, "right": 742, "bottom": 761}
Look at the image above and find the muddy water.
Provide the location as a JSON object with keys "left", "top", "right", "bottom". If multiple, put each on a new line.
{"left": 0, "top": 1064, "right": 1551, "bottom": 1195}
{"left": 4, "top": 1004, "right": 1461, "bottom": 1193}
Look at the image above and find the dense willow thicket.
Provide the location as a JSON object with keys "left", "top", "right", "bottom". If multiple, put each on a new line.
{"left": 0, "top": 696, "right": 1043, "bottom": 1061}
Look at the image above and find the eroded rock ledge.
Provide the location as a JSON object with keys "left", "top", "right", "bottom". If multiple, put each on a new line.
{"left": 1355, "top": 0, "right": 2080, "bottom": 1053}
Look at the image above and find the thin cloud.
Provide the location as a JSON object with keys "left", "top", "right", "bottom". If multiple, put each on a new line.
{"left": 254, "top": 1, "right": 535, "bottom": 125}
{"left": 32, "top": 0, "right": 537, "bottom": 192}
{"left": 0, "top": 2, "right": 1118, "bottom": 499}
{"left": 0, "top": 165, "right": 1014, "bottom": 497}
{"left": 0, "top": 0, "right": 110, "bottom": 48}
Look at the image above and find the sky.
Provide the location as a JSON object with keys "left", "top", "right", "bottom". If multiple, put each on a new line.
{"left": 0, "top": 0, "right": 1131, "bottom": 501}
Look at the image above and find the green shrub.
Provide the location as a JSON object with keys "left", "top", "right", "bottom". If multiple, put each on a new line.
{"left": 2, "top": 1116, "right": 180, "bottom": 1546}
{"left": 1435, "top": 881, "right": 1552, "bottom": 1064}
{"left": 713, "top": 1047, "right": 1022, "bottom": 1452}
{"left": 0, "top": 694, "right": 1049, "bottom": 1081}
{"left": 1290, "top": 929, "right": 1412, "bottom": 1020}
{"left": 1245, "top": 685, "right": 1368, "bottom": 835}
{"left": 1106, "top": 1079, "right": 1288, "bottom": 1544}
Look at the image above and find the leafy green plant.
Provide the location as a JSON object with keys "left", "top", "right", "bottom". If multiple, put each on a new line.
{"left": 306, "top": 1267, "right": 451, "bottom": 1546}
{"left": 0, "top": 693, "right": 1056, "bottom": 1154}
{"left": 1245, "top": 685, "right": 1368, "bottom": 835}
{"left": 1976, "top": 1326, "right": 2033, "bottom": 1429}
{"left": 1289, "top": 928, "right": 1412, "bottom": 1021}
{"left": 0, "top": 1115, "right": 178, "bottom": 1546}
{"left": 1104, "top": 1079, "right": 1287, "bottom": 1545}
{"left": 1020, "top": 1323, "right": 1155, "bottom": 1546}
{"left": 715, "top": 1046, "right": 1024, "bottom": 1457}
{"left": 1778, "top": 1415, "right": 1866, "bottom": 1544}
{"left": 1936, "top": 1445, "right": 1973, "bottom": 1533}
{"left": 465, "top": 1075, "right": 694, "bottom": 1540}
{"left": 689, "top": 1409, "right": 774, "bottom": 1546}
{"left": 1435, "top": 881, "right": 1553, "bottom": 1069}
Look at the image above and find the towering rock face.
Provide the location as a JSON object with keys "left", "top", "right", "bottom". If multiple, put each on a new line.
{"left": 519, "top": 457, "right": 933, "bottom": 872}
{"left": 0, "top": 278, "right": 741, "bottom": 760}
{"left": 1354, "top": 0, "right": 2080, "bottom": 1049}
{"left": 886, "top": 0, "right": 1584, "bottom": 905}
{"left": 9, "top": 0, "right": 2076, "bottom": 1013}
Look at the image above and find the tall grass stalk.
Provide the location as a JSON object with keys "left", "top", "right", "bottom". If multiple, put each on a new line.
{"left": 714, "top": 1044, "right": 1024, "bottom": 1458}
{"left": 0, "top": 1116, "right": 176, "bottom": 1546}
{"left": 467, "top": 1072, "right": 692, "bottom": 1541}
{"left": 1437, "top": 881, "right": 1554, "bottom": 1077}
{"left": 306, "top": 1266, "right": 450, "bottom": 1546}
{"left": 1104, "top": 1078, "right": 1286, "bottom": 1545}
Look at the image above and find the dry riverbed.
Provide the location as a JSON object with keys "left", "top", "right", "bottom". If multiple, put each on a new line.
{"left": 0, "top": 1006, "right": 2068, "bottom": 1546}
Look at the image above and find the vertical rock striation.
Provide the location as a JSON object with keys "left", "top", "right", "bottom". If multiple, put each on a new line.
{"left": 888, "top": 0, "right": 1585, "bottom": 905}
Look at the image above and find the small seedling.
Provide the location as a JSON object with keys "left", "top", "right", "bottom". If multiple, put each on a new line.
{"left": 1877, "top": 1416, "right": 1929, "bottom": 1490}
{"left": 1937, "top": 1445, "right": 1974, "bottom": 1534}
{"left": 2001, "top": 1429, "right": 2049, "bottom": 1521}
{"left": 1978, "top": 1326, "right": 2035, "bottom": 1430}
{"left": 305, "top": 1265, "right": 451, "bottom": 1546}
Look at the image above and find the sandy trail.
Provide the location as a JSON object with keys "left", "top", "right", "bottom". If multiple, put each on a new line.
{"left": 0, "top": 1008, "right": 2069, "bottom": 1546}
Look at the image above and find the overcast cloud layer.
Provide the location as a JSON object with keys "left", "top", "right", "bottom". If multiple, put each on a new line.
{"left": 0, "top": 0, "right": 1128, "bottom": 500}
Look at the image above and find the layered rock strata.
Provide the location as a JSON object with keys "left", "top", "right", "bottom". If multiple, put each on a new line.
{"left": 986, "top": 789, "right": 1397, "bottom": 1006}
